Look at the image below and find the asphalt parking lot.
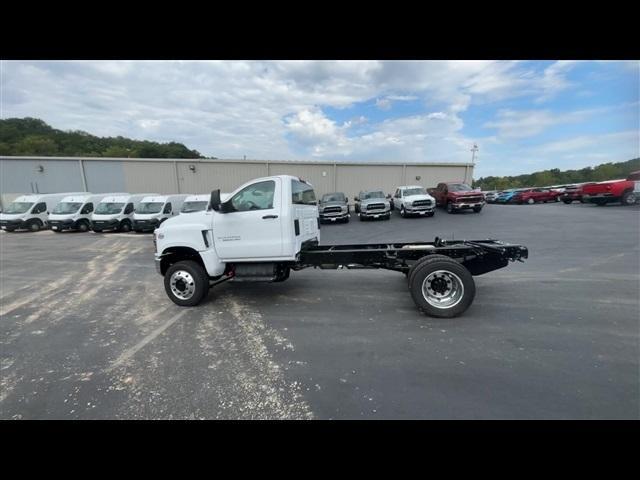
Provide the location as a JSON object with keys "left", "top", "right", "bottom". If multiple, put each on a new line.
{"left": 1, "top": 201, "right": 638, "bottom": 419}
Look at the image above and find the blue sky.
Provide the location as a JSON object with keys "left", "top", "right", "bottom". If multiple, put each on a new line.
{"left": 1, "top": 60, "right": 638, "bottom": 177}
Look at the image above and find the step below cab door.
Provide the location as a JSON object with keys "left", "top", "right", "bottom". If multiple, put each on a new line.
{"left": 213, "top": 178, "right": 283, "bottom": 259}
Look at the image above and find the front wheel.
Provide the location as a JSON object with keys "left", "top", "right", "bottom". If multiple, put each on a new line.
{"left": 120, "top": 221, "right": 131, "bottom": 232}
{"left": 408, "top": 255, "right": 476, "bottom": 318}
{"left": 527, "top": 198, "right": 535, "bottom": 205}
{"left": 77, "top": 221, "right": 89, "bottom": 232}
{"left": 473, "top": 206, "right": 482, "bottom": 213}
{"left": 29, "top": 220, "right": 42, "bottom": 232}
{"left": 563, "top": 200, "right": 572, "bottom": 205}
{"left": 621, "top": 190, "right": 637, "bottom": 206}
{"left": 164, "top": 260, "right": 210, "bottom": 307}
{"left": 446, "top": 202, "right": 454, "bottom": 214}
{"left": 400, "top": 205, "right": 407, "bottom": 217}
{"left": 343, "top": 216, "right": 350, "bottom": 223}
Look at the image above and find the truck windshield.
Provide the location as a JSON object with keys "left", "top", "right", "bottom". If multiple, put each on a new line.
{"left": 136, "top": 202, "right": 164, "bottom": 214}
{"left": 52, "top": 202, "right": 83, "bottom": 214}
{"left": 95, "top": 202, "right": 125, "bottom": 214}
{"left": 4, "top": 202, "right": 34, "bottom": 214}
{"left": 448, "top": 184, "right": 473, "bottom": 192}
{"left": 360, "top": 191, "right": 385, "bottom": 200}
{"left": 181, "top": 201, "right": 209, "bottom": 213}
{"left": 403, "top": 188, "right": 426, "bottom": 196}
{"left": 321, "top": 193, "right": 345, "bottom": 202}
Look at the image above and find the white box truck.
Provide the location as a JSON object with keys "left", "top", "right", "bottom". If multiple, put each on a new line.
{"left": 91, "top": 193, "right": 158, "bottom": 233}
{"left": 49, "top": 193, "right": 125, "bottom": 232}
{"left": 132, "top": 194, "right": 190, "bottom": 232}
{"left": 180, "top": 193, "right": 230, "bottom": 214}
{"left": 153, "top": 175, "right": 528, "bottom": 318}
{"left": 0, "top": 192, "right": 85, "bottom": 232}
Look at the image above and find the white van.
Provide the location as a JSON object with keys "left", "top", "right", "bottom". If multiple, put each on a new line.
{"left": 180, "top": 193, "right": 231, "bottom": 214}
{"left": 132, "top": 194, "right": 190, "bottom": 232}
{"left": 91, "top": 193, "right": 158, "bottom": 233}
{"left": 49, "top": 193, "right": 125, "bottom": 232}
{"left": 0, "top": 192, "right": 85, "bottom": 232}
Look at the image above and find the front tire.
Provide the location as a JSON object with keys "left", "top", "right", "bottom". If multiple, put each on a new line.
{"left": 400, "top": 205, "right": 407, "bottom": 217}
{"left": 408, "top": 255, "right": 476, "bottom": 318}
{"left": 527, "top": 198, "right": 535, "bottom": 205}
{"left": 77, "top": 221, "right": 89, "bottom": 232}
{"left": 29, "top": 220, "right": 42, "bottom": 232}
{"left": 446, "top": 202, "right": 454, "bottom": 214}
{"left": 164, "top": 260, "right": 210, "bottom": 307}
{"left": 563, "top": 200, "right": 572, "bottom": 205}
{"left": 621, "top": 190, "right": 637, "bottom": 206}
{"left": 120, "top": 221, "right": 131, "bottom": 232}
{"left": 473, "top": 206, "right": 482, "bottom": 213}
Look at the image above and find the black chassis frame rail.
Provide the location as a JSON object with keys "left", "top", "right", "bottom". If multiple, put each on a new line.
{"left": 297, "top": 237, "right": 528, "bottom": 276}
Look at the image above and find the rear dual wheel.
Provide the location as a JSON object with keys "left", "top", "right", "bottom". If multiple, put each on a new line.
{"left": 408, "top": 255, "right": 475, "bottom": 318}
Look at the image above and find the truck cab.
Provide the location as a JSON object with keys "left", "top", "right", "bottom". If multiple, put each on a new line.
{"left": 180, "top": 193, "right": 230, "bottom": 214}
{"left": 0, "top": 192, "right": 85, "bottom": 232}
{"left": 49, "top": 194, "right": 113, "bottom": 232}
{"left": 91, "top": 193, "right": 158, "bottom": 232}
{"left": 133, "top": 194, "right": 190, "bottom": 232}
{"left": 391, "top": 186, "right": 435, "bottom": 217}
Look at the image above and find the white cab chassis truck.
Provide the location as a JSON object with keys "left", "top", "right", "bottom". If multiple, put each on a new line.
{"left": 133, "top": 194, "right": 190, "bottom": 232}
{"left": 0, "top": 192, "right": 86, "bottom": 232}
{"left": 154, "top": 175, "right": 528, "bottom": 318}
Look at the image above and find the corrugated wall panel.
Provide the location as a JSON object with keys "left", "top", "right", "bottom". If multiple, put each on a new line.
{"left": 84, "top": 161, "right": 127, "bottom": 193}
{"left": 336, "top": 165, "right": 404, "bottom": 200}
{"left": 177, "top": 162, "right": 269, "bottom": 194}
{"left": 405, "top": 165, "right": 472, "bottom": 188}
{"left": 267, "top": 163, "right": 335, "bottom": 197}
{"left": 0, "top": 158, "right": 84, "bottom": 195}
{"left": 122, "top": 161, "right": 178, "bottom": 194}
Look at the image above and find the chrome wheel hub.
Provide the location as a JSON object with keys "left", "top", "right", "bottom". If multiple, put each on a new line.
{"left": 422, "top": 270, "right": 464, "bottom": 309}
{"left": 170, "top": 270, "right": 196, "bottom": 300}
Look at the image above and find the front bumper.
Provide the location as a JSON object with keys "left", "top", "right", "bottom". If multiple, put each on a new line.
{"left": 583, "top": 193, "right": 615, "bottom": 200}
{"left": 133, "top": 219, "right": 160, "bottom": 231}
{"left": 0, "top": 219, "right": 26, "bottom": 229}
{"left": 91, "top": 219, "right": 120, "bottom": 230}
{"left": 451, "top": 201, "right": 485, "bottom": 210}
{"left": 319, "top": 212, "right": 349, "bottom": 222}
{"left": 49, "top": 219, "right": 77, "bottom": 231}
{"left": 360, "top": 209, "right": 390, "bottom": 218}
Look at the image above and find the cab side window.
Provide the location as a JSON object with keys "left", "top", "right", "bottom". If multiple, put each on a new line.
{"left": 81, "top": 203, "right": 93, "bottom": 214}
{"left": 124, "top": 203, "right": 134, "bottom": 214}
{"left": 163, "top": 203, "right": 172, "bottom": 214}
{"left": 231, "top": 180, "right": 275, "bottom": 212}
{"left": 292, "top": 180, "right": 316, "bottom": 205}
{"left": 394, "top": 189, "right": 400, "bottom": 198}
{"left": 33, "top": 202, "right": 47, "bottom": 214}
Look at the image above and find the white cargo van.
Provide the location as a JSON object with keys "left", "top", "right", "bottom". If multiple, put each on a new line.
{"left": 49, "top": 193, "right": 125, "bottom": 232}
{"left": 132, "top": 194, "right": 190, "bottom": 232}
{"left": 91, "top": 193, "right": 158, "bottom": 232}
{"left": 180, "top": 193, "right": 230, "bottom": 214}
{"left": 0, "top": 192, "right": 85, "bottom": 232}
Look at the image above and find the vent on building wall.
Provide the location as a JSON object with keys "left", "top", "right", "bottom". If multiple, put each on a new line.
{"left": 36, "top": 165, "right": 44, "bottom": 173}
{"left": 189, "top": 165, "right": 196, "bottom": 172}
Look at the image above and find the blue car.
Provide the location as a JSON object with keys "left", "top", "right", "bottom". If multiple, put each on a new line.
{"left": 495, "top": 190, "right": 519, "bottom": 203}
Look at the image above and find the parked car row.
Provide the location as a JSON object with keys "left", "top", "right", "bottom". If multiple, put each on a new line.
{"left": 318, "top": 182, "right": 486, "bottom": 224}
{"left": 0, "top": 192, "right": 229, "bottom": 233}
{"left": 484, "top": 171, "right": 639, "bottom": 207}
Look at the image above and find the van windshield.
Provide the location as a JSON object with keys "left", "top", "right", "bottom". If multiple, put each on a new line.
{"left": 95, "top": 202, "right": 125, "bottom": 214}
{"left": 136, "top": 202, "right": 164, "bottom": 214}
{"left": 52, "top": 202, "right": 83, "bottom": 214}
{"left": 5, "top": 202, "right": 34, "bottom": 214}
{"left": 181, "top": 201, "right": 208, "bottom": 213}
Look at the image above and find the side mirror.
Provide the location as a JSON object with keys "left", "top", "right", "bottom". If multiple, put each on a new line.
{"left": 354, "top": 197, "right": 359, "bottom": 202}
{"left": 209, "top": 189, "right": 221, "bottom": 211}
{"left": 345, "top": 197, "right": 348, "bottom": 202}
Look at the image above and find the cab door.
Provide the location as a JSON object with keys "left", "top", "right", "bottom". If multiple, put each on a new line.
{"left": 213, "top": 178, "right": 283, "bottom": 259}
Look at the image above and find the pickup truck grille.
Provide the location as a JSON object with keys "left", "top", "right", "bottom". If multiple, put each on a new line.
{"left": 365, "top": 203, "right": 386, "bottom": 211}
{"left": 457, "top": 196, "right": 483, "bottom": 203}
{"left": 412, "top": 200, "right": 432, "bottom": 207}
{"left": 323, "top": 206, "right": 342, "bottom": 214}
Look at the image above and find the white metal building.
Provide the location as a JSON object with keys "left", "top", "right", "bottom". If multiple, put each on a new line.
{"left": 0, "top": 156, "right": 475, "bottom": 208}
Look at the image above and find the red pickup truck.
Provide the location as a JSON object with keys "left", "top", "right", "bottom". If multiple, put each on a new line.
{"left": 582, "top": 171, "right": 640, "bottom": 206}
{"left": 428, "top": 182, "right": 485, "bottom": 214}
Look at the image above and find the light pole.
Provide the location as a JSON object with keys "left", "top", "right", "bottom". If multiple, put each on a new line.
{"left": 470, "top": 143, "right": 478, "bottom": 164}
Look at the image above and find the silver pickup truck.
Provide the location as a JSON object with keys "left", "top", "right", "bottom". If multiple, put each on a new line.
{"left": 318, "top": 192, "right": 350, "bottom": 223}
{"left": 354, "top": 190, "right": 391, "bottom": 221}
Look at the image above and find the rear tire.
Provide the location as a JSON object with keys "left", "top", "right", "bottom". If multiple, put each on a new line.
{"left": 164, "top": 260, "right": 209, "bottom": 307}
{"left": 563, "top": 200, "right": 572, "bottom": 205}
{"left": 92, "top": 228, "right": 103, "bottom": 233}
{"left": 408, "top": 255, "right": 475, "bottom": 318}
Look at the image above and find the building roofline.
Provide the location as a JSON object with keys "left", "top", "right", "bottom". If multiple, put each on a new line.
{"left": 0, "top": 155, "right": 475, "bottom": 168}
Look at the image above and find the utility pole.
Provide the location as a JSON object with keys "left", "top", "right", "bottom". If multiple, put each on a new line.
{"left": 470, "top": 143, "right": 478, "bottom": 164}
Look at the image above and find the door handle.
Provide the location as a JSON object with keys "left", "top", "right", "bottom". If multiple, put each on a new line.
{"left": 262, "top": 215, "right": 278, "bottom": 219}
